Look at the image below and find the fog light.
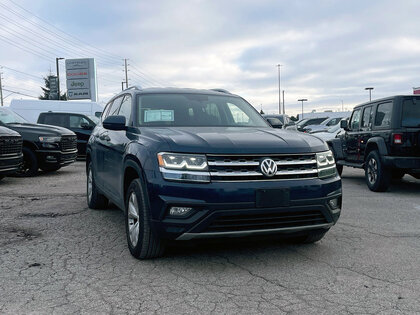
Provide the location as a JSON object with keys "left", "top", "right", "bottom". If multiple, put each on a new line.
{"left": 329, "top": 198, "right": 339, "bottom": 209}
{"left": 169, "top": 207, "right": 193, "bottom": 216}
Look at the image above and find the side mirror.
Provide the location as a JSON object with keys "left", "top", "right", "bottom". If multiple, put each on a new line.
{"left": 103, "top": 115, "right": 126, "bottom": 131}
{"left": 340, "top": 120, "right": 348, "bottom": 130}
{"left": 266, "top": 118, "right": 284, "bottom": 129}
{"left": 81, "top": 122, "right": 94, "bottom": 130}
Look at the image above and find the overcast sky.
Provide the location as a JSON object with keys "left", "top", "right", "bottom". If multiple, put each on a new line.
{"left": 1, "top": 0, "right": 420, "bottom": 116}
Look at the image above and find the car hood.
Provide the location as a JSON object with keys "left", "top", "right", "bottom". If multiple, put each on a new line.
{"left": 141, "top": 127, "right": 328, "bottom": 154}
{"left": 6, "top": 123, "right": 75, "bottom": 136}
{"left": 0, "top": 126, "right": 21, "bottom": 137}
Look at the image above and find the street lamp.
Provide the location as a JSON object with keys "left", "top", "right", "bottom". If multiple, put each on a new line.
{"left": 298, "top": 99, "right": 308, "bottom": 119}
{"left": 277, "top": 64, "right": 282, "bottom": 114}
{"left": 365, "top": 87, "right": 374, "bottom": 101}
{"left": 56, "top": 57, "right": 64, "bottom": 100}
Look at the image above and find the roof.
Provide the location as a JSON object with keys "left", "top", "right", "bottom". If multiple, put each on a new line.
{"left": 354, "top": 95, "right": 420, "bottom": 109}
{"left": 121, "top": 87, "right": 239, "bottom": 97}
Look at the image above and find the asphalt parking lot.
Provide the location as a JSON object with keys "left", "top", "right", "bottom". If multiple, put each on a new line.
{"left": 1, "top": 162, "right": 420, "bottom": 314}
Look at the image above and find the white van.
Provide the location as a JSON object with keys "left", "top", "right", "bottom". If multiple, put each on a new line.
{"left": 10, "top": 99, "right": 104, "bottom": 123}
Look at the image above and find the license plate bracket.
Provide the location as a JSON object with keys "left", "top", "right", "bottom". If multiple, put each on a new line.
{"left": 256, "top": 188, "right": 290, "bottom": 208}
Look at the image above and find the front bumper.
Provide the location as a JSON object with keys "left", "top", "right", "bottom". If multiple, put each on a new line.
{"left": 36, "top": 149, "right": 78, "bottom": 166}
{"left": 382, "top": 156, "right": 420, "bottom": 169}
{"left": 146, "top": 173, "right": 342, "bottom": 240}
{"left": 0, "top": 154, "right": 23, "bottom": 175}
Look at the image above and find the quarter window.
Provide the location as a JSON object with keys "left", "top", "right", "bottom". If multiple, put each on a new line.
{"left": 350, "top": 109, "right": 361, "bottom": 131}
{"left": 375, "top": 102, "right": 393, "bottom": 128}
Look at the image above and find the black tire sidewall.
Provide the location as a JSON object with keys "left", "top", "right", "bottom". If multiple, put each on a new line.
{"left": 87, "top": 162, "right": 107, "bottom": 209}
{"left": 365, "top": 151, "right": 390, "bottom": 192}
{"left": 125, "top": 179, "right": 148, "bottom": 257}
{"left": 18, "top": 147, "right": 38, "bottom": 177}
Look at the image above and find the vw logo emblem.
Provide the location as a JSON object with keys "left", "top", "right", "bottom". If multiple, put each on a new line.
{"left": 260, "top": 158, "right": 277, "bottom": 177}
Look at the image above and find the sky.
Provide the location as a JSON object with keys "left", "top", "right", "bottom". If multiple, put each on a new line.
{"left": 1, "top": 0, "right": 420, "bottom": 116}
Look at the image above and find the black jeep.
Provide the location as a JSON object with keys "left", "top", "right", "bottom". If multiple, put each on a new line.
{"left": 329, "top": 95, "right": 420, "bottom": 191}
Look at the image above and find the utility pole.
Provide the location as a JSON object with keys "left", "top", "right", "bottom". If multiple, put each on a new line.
{"left": 365, "top": 87, "right": 374, "bottom": 101}
{"left": 0, "top": 72, "right": 3, "bottom": 106}
{"left": 122, "top": 82, "right": 124, "bottom": 91}
{"left": 124, "top": 59, "right": 129, "bottom": 89}
{"left": 56, "top": 57, "right": 64, "bottom": 100}
{"left": 282, "top": 90, "right": 285, "bottom": 115}
{"left": 298, "top": 99, "right": 308, "bottom": 119}
{"left": 341, "top": 100, "right": 344, "bottom": 111}
{"left": 277, "top": 64, "right": 282, "bottom": 114}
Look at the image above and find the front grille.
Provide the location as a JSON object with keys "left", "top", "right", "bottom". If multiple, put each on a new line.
{"left": 207, "top": 154, "right": 318, "bottom": 181}
{"left": 0, "top": 136, "right": 22, "bottom": 155}
{"left": 205, "top": 210, "right": 327, "bottom": 233}
{"left": 60, "top": 135, "right": 77, "bottom": 152}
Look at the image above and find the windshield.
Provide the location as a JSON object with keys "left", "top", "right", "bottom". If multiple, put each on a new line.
{"left": 297, "top": 119, "right": 309, "bottom": 127}
{"left": 0, "top": 108, "right": 28, "bottom": 124}
{"left": 136, "top": 93, "right": 269, "bottom": 127}
{"left": 327, "top": 123, "right": 341, "bottom": 133}
{"left": 88, "top": 115, "right": 100, "bottom": 125}
{"left": 402, "top": 97, "right": 420, "bottom": 127}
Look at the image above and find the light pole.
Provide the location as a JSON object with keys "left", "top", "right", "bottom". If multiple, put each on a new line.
{"left": 277, "top": 64, "right": 282, "bottom": 114}
{"left": 298, "top": 99, "right": 308, "bottom": 119}
{"left": 365, "top": 87, "right": 374, "bottom": 101}
{"left": 56, "top": 57, "right": 64, "bottom": 100}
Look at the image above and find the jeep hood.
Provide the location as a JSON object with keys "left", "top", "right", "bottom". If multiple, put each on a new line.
{"left": 142, "top": 127, "right": 328, "bottom": 154}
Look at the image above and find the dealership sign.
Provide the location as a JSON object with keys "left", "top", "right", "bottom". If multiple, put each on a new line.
{"left": 65, "top": 58, "right": 97, "bottom": 101}
{"left": 48, "top": 75, "right": 58, "bottom": 100}
{"left": 414, "top": 87, "right": 420, "bottom": 95}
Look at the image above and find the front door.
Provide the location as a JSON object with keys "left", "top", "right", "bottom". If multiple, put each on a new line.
{"left": 344, "top": 108, "right": 361, "bottom": 161}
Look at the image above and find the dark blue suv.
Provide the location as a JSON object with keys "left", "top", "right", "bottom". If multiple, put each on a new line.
{"left": 87, "top": 87, "right": 342, "bottom": 259}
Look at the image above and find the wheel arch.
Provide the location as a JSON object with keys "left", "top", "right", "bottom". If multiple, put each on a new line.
{"left": 365, "top": 137, "right": 388, "bottom": 161}
{"left": 123, "top": 155, "right": 147, "bottom": 210}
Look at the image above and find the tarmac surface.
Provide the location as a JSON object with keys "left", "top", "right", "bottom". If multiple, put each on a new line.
{"left": 1, "top": 161, "right": 420, "bottom": 314}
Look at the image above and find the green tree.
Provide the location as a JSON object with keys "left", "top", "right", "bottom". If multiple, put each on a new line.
{"left": 39, "top": 74, "right": 67, "bottom": 100}
{"left": 259, "top": 109, "right": 265, "bottom": 114}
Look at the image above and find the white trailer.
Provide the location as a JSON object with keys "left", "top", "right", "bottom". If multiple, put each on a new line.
{"left": 9, "top": 99, "right": 104, "bottom": 123}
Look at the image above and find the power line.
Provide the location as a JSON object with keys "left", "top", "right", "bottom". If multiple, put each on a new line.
{"left": 0, "top": 65, "right": 42, "bottom": 80}
{"left": 3, "top": 88, "right": 37, "bottom": 99}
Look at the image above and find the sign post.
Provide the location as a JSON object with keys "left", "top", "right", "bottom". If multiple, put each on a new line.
{"left": 65, "top": 58, "right": 97, "bottom": 101}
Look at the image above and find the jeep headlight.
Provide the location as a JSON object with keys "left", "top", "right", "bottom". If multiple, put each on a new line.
{"left": 316, "top": 150, "right": 337, "bottom": 179}
{"left": 157, "top": 152, "right": 210, "bottom": 182}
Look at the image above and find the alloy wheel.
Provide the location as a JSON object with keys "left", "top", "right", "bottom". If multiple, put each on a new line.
{"left": 127, "top": 192, "right": 140, "bottom": 247}
{"left": 367, "top": 158, "right": 378, "bottom": 184}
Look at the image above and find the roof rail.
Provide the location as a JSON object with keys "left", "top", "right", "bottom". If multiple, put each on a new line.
{"left": 125, "top": 85, "right": 142, "bottom": 91}
{"left": 210, "top": 88, "right": 231, "bottom": 94}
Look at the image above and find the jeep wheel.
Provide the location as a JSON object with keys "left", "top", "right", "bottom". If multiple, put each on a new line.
{"left": 87, "top": 162, "right": 108, "bottom": 209}
{"left": 126, "top": 179, "right": 165, "bottom": 259}
{"left": 365, "top": 150, "right": 391, "bottom": 192}
{"left": 15, "top": 147, "right": 38, "bottom": 177}
{"left": 336, "top": 164, "right": 343, "bottom": 176}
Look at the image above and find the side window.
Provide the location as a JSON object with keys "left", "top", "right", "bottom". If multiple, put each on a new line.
{"left": 326, "top": 118, "right": 340, "bottom": 126}
{"left": 69, "top": 115, "right": 89, "bottom": 128}
{"left": 117, "top": 95, "right": 132, "bottom": 126}
{"left": 108, "top": 97, "right": 124, "bottom": 117}
{"left": 361, "top": 106, "right": 372, "bottom": 130}
{"left": 375, "top": 102, "right": 393, "bottom": 128}
{"left": 350, "top": 109, "right": 361, "bottom": 131}
{"left": 43, "top": 114, "right": 66, "bottom": 127}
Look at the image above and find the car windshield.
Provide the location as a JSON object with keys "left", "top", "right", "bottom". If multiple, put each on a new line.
{"left": 296, "top": 119, "right": 309, "bottom": 127}
{"left": 402, "top": 97, "right": 420, "bottom": 127}
{"left": 0, "top": 108, "right": 28, "bottom": 124}
{"left": 326, "top": 123, "right": 341, "bottom": 133}
{"left": 136, "top": 93, "right": 269, "bottom": 127}
{"left": 88, "top": 115, "right": 99, "bottom": 125}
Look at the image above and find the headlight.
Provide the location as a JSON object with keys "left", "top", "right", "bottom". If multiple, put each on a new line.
{"left": 157, "top": 152, "right": 210, "bottom": 182}
{"left": 39, "top": 136, "right": 61, "bottom": 143}
{"left": 316, "top": 150, "right": 337, "bottom": 179}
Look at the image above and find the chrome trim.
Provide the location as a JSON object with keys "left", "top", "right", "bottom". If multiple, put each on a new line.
{"left": 0, "top": 166, "right": 20, "bottom": 173}
{"left": 159, "top": 167, "right": 211, "bottom": 176}
{"left": 207, "top": 159, "right": 316, "bottom": 167}
{"left": 176, "top": 223, "right": 333, "bottom": 240}
{"left": 210, "top": 168, "right": 318, "bottom": 177}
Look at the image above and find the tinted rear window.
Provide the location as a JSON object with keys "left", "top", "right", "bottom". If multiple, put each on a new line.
{"left": 402, "top": 97, "right": 420, "bottom": 127}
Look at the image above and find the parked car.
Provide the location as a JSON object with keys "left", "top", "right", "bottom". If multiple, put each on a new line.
{"left": 10, "top": 99, "right": 104, "bottom": 123}
{"left": 303, "top": 116, "right": 346, "bottom": 133}
{"left": 87, "top": 87, "right": 342, "bottom": 259}
{"left": 286, "top": 117, "right": 328, "bottom": 132}
{"left": 329, "top": 95, "right": 420, "bottom": 191}
{"left": 311, "top": 123, "right": 343, "bottom": 142}
{"left": 0, "top": 107, "right": 77, "bottom": 176}
{"left": 38, "top": 112, "right": 98, "bottom": 157}
{"left": 262, "top": 114, "right": 295, "bottom": 128}
{"left": 0, "top": 126, "right": 23, "bottom": 180}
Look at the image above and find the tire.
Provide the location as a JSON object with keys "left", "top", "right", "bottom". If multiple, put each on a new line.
{"left": 87, "top": 162, "right": 108, "bottom": 209}
{"left": 126, "top": 178, "right": 165, "bottom": 259}
{"left": 15, "top": 147, "right": 38, "bottom": 177}
{"left": 391, "top": 170, "right": 405, "bottom": 180}
{"left": 336, "top": 164, "right": 343, "bottom": 176}
{"left": 365, "top": 150, "right": 391, "bottom": 192}
{"left": 40, "top": 165, "right": 61, "bottom": 172}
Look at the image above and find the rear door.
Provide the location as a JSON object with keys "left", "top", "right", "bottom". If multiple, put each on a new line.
{"left": 371, "top": 101, "right": 393, "bottom": 154}
{"left": 398, "top": 97, "right": 420, "bottom": 156}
